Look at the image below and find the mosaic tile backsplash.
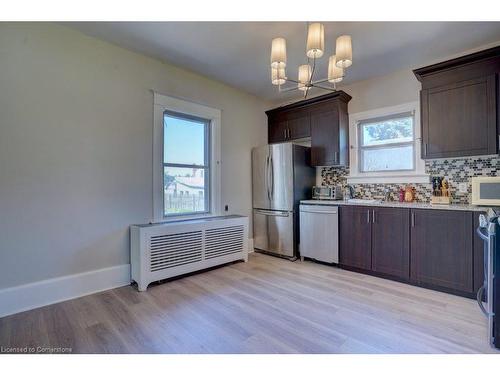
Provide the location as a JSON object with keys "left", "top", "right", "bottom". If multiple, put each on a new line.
{"left": 320, "top": 155, "right": 500, "bottom": 204}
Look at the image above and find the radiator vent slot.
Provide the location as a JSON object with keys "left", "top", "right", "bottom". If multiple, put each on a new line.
{"left": 149, "top": 231, "right": 203, "bottom": 272}
{"left": 205, "top": 225, "right": 244, "bottom": 259}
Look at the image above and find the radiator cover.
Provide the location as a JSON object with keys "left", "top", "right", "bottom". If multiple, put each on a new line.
{"left": 130, "top": 215, "right": 248, "bottom": 291}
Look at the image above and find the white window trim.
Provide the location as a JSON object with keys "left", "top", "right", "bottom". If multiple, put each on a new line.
{"left": 153, "top": 92, "right": 222, "bottom": 222}
{"left": 347, "top": 101, "right": 429, "bottom": 184}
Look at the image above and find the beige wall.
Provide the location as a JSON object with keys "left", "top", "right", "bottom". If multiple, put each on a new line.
{"left": 340, "top": 69, "right": 420, "bottom": 114}
{"left": 0, "top": 23, "right": 269, "bottom": 289}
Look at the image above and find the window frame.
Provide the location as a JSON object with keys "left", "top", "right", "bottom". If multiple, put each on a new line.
{"left": 347, "top": 102, "right": 429, "bottom": 184}
{"left": 153, "top": 92, "right": 221, "bottom": 222}
{"left": 357, "top": 111, "right": 416, "bottom": 173}
{"left": 163, "top": 110, "right": 211, "bottom": 218}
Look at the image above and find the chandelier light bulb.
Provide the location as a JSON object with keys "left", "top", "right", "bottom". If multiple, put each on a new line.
{"left": 306, "top": 23, "right": 325, "bottom": 59}
{"left": 268, "top": 25, "right": 353, "bottom": 93}
{"left": 270, "top": 37, "right": 287, "bottom": 69}
{"left": 298, "top": 64, "right": 312, "bottom": 91}
{"left": 271, "top": 67, "right": 286, "bottom": 85}
{"left": 335, "top": 35, "right": 353, "bottom": 68}
{"left": 328, "top": 55, "right": 344, "bottom": 83}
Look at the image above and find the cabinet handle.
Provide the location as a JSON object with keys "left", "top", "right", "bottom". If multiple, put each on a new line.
{"left": 372, "top": 210, "right": 376, "bottom": 223}
{"left": 367, "top": 210, "right": 370, "bottom": 224}
{"left": 423, "top": 143, "right": 427, "bottom": 156}
{"left": 283, "top": 129, "right": 287, "bottom": 139}
{"left": 411, "top": 212, "right": 415, "bottom": 227}
{"left": 287, "top": 128, "right": 291, "bottom": 139}
{"left": 334, "top": 151, "right": 338, "bottom": 162}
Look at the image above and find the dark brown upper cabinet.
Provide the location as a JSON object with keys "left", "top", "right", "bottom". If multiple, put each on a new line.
{"left": 266, "top": 91, "right": 351, "bottom": 166}
{"left": 413, "top": 46, "right": 500, "bottom": 159}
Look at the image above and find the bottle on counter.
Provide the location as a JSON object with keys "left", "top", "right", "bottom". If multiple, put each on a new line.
{"left": 399, "top": 188, "right": 405, "bottom": 202}
{"left": 404, "top": 185, "right": 415, "bottom": 202}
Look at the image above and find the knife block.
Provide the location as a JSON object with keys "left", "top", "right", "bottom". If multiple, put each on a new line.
{"left": 431, "top": 195, "right": 451, "bottom": 205}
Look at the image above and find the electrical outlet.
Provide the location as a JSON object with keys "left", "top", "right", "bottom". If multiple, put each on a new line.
{"left": 458, "top": 182, "right": 468, "bottom": 193}
{"left": 224, "top": 205, "right": 229, "bottom": 212}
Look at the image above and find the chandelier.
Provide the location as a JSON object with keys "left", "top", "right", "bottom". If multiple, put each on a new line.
{"left": 270, "top": 23, "right": 353, "bottom": 98}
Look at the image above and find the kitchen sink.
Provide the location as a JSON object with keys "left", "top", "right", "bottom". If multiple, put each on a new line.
{"left": 347, "top": 198, "right": 381, "bottom": 204}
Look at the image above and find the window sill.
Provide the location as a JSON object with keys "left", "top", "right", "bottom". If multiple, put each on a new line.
{"left": 156, "top": 212, "right": 218, "bottom": 223}
{"left": 346, "top": 174, "right": 430, "bottom": 184}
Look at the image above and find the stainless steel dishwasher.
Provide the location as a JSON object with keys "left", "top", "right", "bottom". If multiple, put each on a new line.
{"left": 299, "top": 204, "right": 339, "bottom": 264}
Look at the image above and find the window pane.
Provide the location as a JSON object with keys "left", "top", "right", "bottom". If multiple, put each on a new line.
{"left": 361, "top": 116, "right": 413, "bottom": 146}
{"left": 361, "top": 145, "right": 414, "bottom": 172}
{"left": 164, "top": 166, "right": 208, "bottom": 216}
{"left": 164, "top": 114, "right": 207, "bottom": 165}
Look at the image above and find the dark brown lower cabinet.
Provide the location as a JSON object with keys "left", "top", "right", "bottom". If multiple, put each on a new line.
{"left": 339, "top": 206, "right": 372, "bottom": 271}
{"left": 473, "top": 211, "right": 485, "bottom": 295}
{"left": 339, "top": 205, "right": 482, "bottom": 298}
{"left": 371, "top": 207, "right": 410, "bottom": 280}
{"left": 410, "top": 209, "right": 473, "bottom": 294}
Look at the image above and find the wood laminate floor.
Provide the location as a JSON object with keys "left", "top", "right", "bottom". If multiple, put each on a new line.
{"left": 0, "top": 253, "right": 497, "bottom": 354}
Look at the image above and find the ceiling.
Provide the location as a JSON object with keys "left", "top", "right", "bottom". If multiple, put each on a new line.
{"left": 65, "top": 22, "right": 500, "bottom": 102}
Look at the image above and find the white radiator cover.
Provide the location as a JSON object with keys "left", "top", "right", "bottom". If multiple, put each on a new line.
{"left": 130, "top": 215, "right": 248, "bottom": 291}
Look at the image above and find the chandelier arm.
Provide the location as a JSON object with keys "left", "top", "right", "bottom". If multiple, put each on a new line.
{"left": 311, "top": 78, "right": 329, "bottom": 85}
{"left": 310, "top": 84, "right": 337, "bottom": 92}
{"left": 278, "top": 84, "right": 300, "bottom": 93}
{"left": 309, "top": 57, "right": 316, "bottom": 84}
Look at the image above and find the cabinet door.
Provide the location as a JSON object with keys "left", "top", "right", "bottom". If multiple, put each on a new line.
{"left": 371, "top": 207, "right": 410, "bottom": 280}
{"left": 310, "top": 106, "right": 339, "bottom": 166}
{"left": 268, "top": 116, "right": 287, "bottom": 144}
{"left": 339, "top": 206, "right": 372, "bottom": 270}
{"left": 410, "top": 209, "right": 473, "bottom": 293}
{"left": 421, "top": 75, "right": 497, "bottom": 159}
{"left": 473, "top": 211, "right": 485, "bottom": 295}
{"left": 287, "top": 109, "right": 311, "bottom": 140}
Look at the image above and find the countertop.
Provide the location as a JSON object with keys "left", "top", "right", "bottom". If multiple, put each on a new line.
{"left": 300, "top": 199, "right": 490, "bottom": 212}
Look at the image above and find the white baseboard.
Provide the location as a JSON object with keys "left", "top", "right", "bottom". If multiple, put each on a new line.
{"left": 0, "top": 239, "right": 254, "bottom": 318}
{"left": 0, "top": 264, "right": 131, "bottom": 318}
{"left": 248, "top": 238, "right": 254, "bottom": 253}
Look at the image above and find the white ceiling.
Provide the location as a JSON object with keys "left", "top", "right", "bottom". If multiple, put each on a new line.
{"left": 65, "top": 22, "right": 500, "bottom": 102}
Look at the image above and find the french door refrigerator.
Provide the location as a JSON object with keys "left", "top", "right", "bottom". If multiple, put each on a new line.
{"left": 252, "top": 143, "right": 315, "bottom": 258}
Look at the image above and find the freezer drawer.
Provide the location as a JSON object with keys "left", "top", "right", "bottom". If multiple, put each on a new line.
{"left": 253, "top": 209, "right": 294, "bottom": 257}
{"left": 299, "top": 204, "right": 339, "bottom": 263}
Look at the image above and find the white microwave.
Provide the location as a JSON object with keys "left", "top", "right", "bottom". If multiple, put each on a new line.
{"left": 472, "top": 176, "right": 500, "bottom": 206}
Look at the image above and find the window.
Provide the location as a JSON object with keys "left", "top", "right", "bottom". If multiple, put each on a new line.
{"left": 153, "top": 93, "right": 221, "bottom": 222}
{"left": 163, "top": 111, "right": 210, "bottom": 217}
{"left": 347, "top": 102, "right": 428, "bottom": 184}
{"left": 358, "top": 112, "right": 414, "bottom": 173}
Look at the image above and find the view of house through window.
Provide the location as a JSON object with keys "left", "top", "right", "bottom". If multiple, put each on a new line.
{"left": 163, "top": 111, "right": 210, "bottom": 217}
{"left": 358, "top": 112, "right": 415, "bottom": 173}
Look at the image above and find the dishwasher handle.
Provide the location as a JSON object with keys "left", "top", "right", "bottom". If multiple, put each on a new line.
{"left": 301, "top": 209, "right": 338, "bottom": 214}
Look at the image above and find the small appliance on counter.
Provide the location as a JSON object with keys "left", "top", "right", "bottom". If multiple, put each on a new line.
{"left": 312, "top": 185, "right": 343, "bottom": 200}
{"left": 476, "top": 209, "right": 499, "bottom": 349}
{"left": 472, "top": 176, "right": 500, "bottom": 206}
{"left": 431, "top": 176, "right": 451, "bottom": 205}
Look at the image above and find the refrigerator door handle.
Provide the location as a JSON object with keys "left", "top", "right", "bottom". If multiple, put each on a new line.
{"left": 265, "top": 155, "right": 271, "bottom": 201}
{"left": 254, "top": 209, "right": 289, "bottom": 217}
{"left": 269, "top": 155, "right": 274, "bottom": 199}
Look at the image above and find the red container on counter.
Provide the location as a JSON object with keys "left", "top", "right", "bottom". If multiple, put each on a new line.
{"left": 399, "top": 189, "right": 405, "bottom": 202}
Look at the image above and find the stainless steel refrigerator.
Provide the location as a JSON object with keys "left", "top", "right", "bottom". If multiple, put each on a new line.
{"left": 252, "top": 143, "right": 315, "bottom": 258}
